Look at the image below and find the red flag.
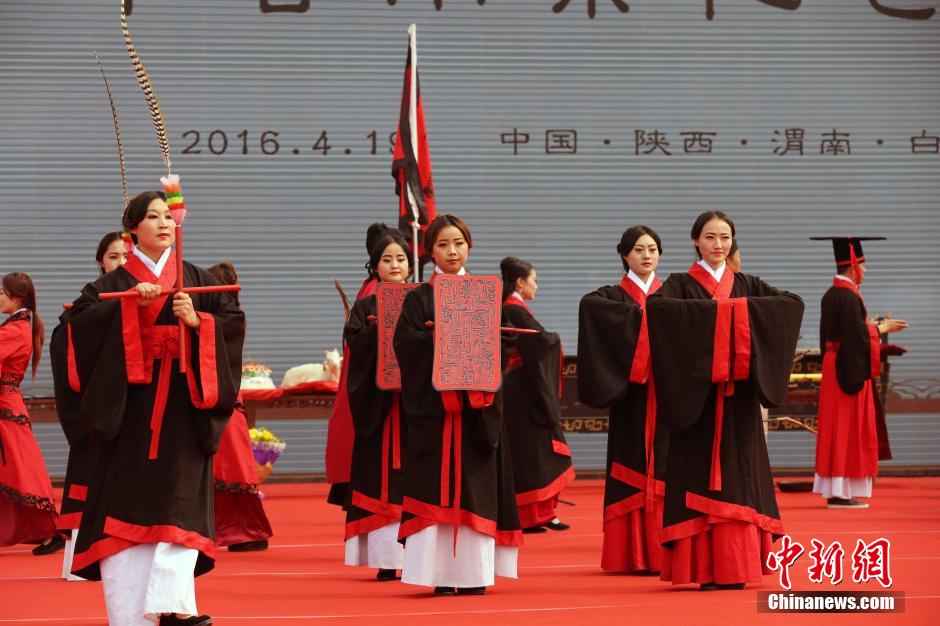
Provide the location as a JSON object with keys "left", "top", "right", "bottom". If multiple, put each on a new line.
{"left": 392, "top": 24, "right": 436, "bottom": 265}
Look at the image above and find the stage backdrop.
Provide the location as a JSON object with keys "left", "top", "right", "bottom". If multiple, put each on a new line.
{"left": 2, "top": 1, "right": 938, "bottom": 414}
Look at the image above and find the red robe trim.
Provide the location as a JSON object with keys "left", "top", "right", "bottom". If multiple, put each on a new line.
{"left": 618, "top": 274, "right": 664, "bottom": 504}
{"left": 687, "top": 265, "right": 751, "bottom": 491}
{"left": 66, "top": 323, "right": 81, "bottom": 393}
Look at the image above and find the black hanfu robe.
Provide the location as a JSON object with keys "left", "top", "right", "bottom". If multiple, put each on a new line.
{"left": 646, "top": 265, "right": 803, "bottom": 585}
{"left": 50, "top": 315, "right": 96, "bottom": 536}
{"left": 578, "top": 275, "right": 669, "bottom": 573}
{"left": 54, "top": 251, "right": 244, "bottom": 580}
{"left": 814, "top": 278, "right": 881, "bottom": 485}
{"left": 393, "top": 281, "right": 522, "bottom": 548}
{"left": 344, "top": 295, "right": 408, "bottom": 540}
{"left": 502, "top": 297, "right": 574, "bottom": 529}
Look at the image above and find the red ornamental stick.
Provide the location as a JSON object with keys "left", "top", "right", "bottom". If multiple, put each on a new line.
{"left": 176, "top": 226, "right": 187, "bottom": 373}
{"left": 98, "top": 285, "right": 240, "bottom": 301}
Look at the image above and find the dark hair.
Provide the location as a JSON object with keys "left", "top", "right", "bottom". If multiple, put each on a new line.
{"left": 367, "top": 232, "right": 413, "bottom": 280}
{"left": 2, "top": 273, "right": 44, "bottom": 378}
{"left": 207, "top": 261, "right": 240, "bottom": 308}
{"left": 95, "top": 231, "right": 125, "bottom": 275}
{"left": 363, "top": 223, "right": 391, "bottom": 274}
{"left": 616, "top": 225, "right": 663, "bottom": 272}
{"left": 121, "top": 191, "right": 166, "bottom": 243}
{"left": 500, "top": 256, "right": 535, "bottom": 302}
{"left": 690, "top": 210, "right": 736, "bottom": 259}
{"left": 728, "top": 238, "right": 739, "bottom": 257}
{"left": 424, "top": 215, "right": 473, "bottom": 255}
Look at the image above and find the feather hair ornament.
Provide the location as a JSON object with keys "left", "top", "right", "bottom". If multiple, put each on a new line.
{"left": 120, "top": 0, "right": 187, "bottom": 225}
{"left": 93, "top": 49, "right": 128, "bottom": 209}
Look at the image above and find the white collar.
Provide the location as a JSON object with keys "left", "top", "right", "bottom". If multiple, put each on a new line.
{"left": 511, "top": 291, "right": 525, "bottom": 303}
{"left": 433, "top": 265, "right": 466, "bottom": 276}
{"left": 626, "top": 269, "right": 656, "bottom": 294}
{"left": 133, "top": 247, "right": 171, "bottom": 278}
{"left": 834, "top": 274, "right": 855, "bottom": 286}
{"left": 697, "top": 258, "right": 725, "bottom": 282}
{"left": 10, "top": 308, "right": 28, "bottom": 317}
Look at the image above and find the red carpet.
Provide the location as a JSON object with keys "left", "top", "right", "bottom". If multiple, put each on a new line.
{"left": 1, "top": 478, "right": 937, "bottom": 625}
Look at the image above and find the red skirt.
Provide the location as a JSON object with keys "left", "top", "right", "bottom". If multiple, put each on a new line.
{"left": 0, "top": 419, "right": 57, "bottom": 546}
{"left": 601, "top": 495, "right": 663, "bottom": 573}
{"left": 213, "top": 409, "right": 273, "bottom": 546}
{"left": 661, "top": 518, "right": 773, "bottom": 585}
{"left": 815, "top": 350, "right": 879, "bottom": 479}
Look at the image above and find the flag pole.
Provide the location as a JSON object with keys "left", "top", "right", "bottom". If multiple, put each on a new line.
{"left": 407, "top": 24, "right": 421, "bottom": 281}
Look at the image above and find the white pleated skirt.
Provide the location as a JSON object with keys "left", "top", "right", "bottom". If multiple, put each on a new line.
{"left": 345, "top": 521, "right": 404, "bottom": 570}
{"left": 401, "top": 523, "right": 518, "bottom": 588}
{"left": 813, "top": 475, "right": 873, "bottom": 500}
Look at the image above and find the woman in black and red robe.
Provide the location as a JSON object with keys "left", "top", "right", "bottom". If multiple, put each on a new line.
{"left": 811, "top": 237, "right": 907, "bottom": 508}
{"left": 647, "top": 211, "right": 803, "bottom": 590}
{"left": 0, "top": 273, "right": 57, "bottom": 551}
{"left": 343, "top": 231, "right": 412, "bottom": 580}
{"left": 394, "top": 215, "right": 522, "bottom": 596}
{"left": 208, "top": 261, "right": 273, "bottom": 551}
{"left": 578, "top": 226, "right": 669, "bottom": 574}
{"left": 326, "top": 223, "right": 390, "bottom": 508}
{"left": 54, "top": 191, "right": 244, "bottom": 624}
{"left": 500, "top": 257, "right": 574, "bottom": 533}
{"left": 51, "top": 232, "right": 128, "bottom": 577}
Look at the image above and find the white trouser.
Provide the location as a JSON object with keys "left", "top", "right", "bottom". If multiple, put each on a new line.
{"left": 401, "top": 523, "right": 518, "bottom": 588}
{"left": 62, "top": 529, "right": 86, "bottom": 581}
{"left": 100, "top": 542, "right": 199, "bottom": 626}
{"left": 345, "top": 521, "right": 404, "bottom": 570}
{"left": 813, "top": 475, "right": 874, "bottom": 500}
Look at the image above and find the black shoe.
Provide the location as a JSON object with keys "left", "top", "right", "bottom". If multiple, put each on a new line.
{"left": 699, "top": 582, "right": 718, "bottom": 591}
{"left": 544, "top": 518, "right": 570, "bottom": 531}
{"left": 227, "top": 539, "right": 269, "bottom": 552}
{"left": 522, "top": 526, "right": 547, "bottom": 534}
{"left": 376, "top": 569, "right": 398, "bottom": 581}
{"left": 158, "top": 616, "right": 213, "bottom": 626}
{"left": 717, "top": 583, "right": 746, "bottom": 590}
{"left": 434, "top": 586, "right": 457, "bottom": 596}
{"left": 32, "top": 534, "right": 66, "bottom": 556}
{"left": 456, "top": 586, "right": 486, "bottom": 595}
{"left": 827, "top": 498, "right": 869, "bottom": 509}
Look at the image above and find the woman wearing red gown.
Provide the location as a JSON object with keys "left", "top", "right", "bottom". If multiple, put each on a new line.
{"left": 208, "top": 261, "right": 274, "bottom": 551}
{"left": 0, "top": 272, "right": 58, "bottom": 551}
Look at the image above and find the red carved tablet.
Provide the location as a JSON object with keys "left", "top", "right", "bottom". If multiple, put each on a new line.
{"left": 376, "top": 282, "right": 419, "bottom": 390}
{"left": 432, "top": 275, "right": 502, "bottom": 393}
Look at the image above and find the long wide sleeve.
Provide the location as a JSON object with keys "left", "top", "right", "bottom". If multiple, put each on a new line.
{"left": 344, "top": 296, "right": 391, "bottom": 440}
{"left": 577, "top": 286, "right": 643, "bottom": 409}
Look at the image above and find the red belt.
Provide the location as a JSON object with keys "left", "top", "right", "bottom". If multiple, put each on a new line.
{"left": 440, "top": 391, "right": 463, "bottom": 554}
{"left": 145, "top": 326, "right": 180, "bottom": 460}
{"left": 709, "top": 298, "right": 751, "bottom": 492}
{"left": 380, "top": 393, "right": 402, "bottom": 505}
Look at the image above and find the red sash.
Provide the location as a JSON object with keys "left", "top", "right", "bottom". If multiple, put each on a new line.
{"left": 688, "top": 264, "right": 751, "bottom": 491}
{"left": 431, "top": 269, "right": 495, "bottom": 551}
{"left": 380, "top": 394, "right": 402, "bottom": 505}
{"left": 120, "top": 252, "right": 219, "bottom": 460}
{"left": 619, "top": 274, "right": 663, "bottom": 504}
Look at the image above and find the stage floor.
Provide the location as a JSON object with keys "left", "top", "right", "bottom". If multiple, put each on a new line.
{"left": 1, "top": 478, "right": 938, "bottom": 625}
